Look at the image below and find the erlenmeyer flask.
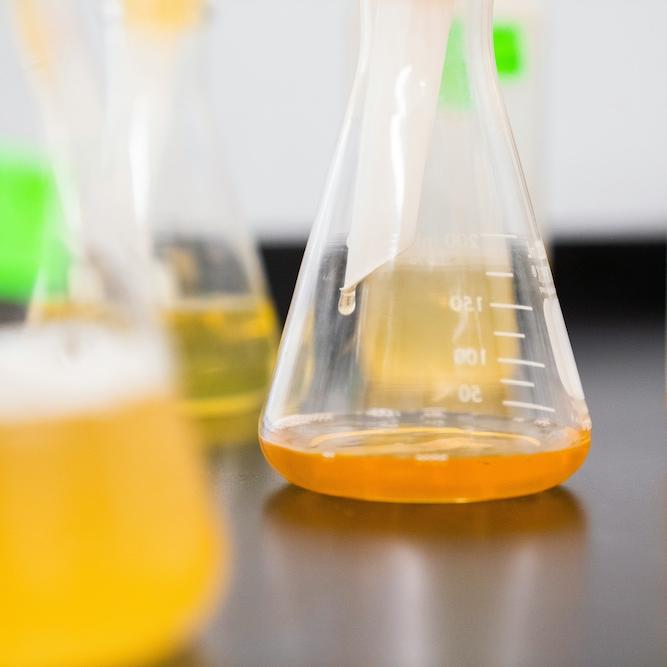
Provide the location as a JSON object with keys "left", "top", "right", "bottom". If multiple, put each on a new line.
{"left": 260, "top": 0, "right": 591, "bottom": 503}
{"left": 3, "top": 4, "right": 224, "bottom": 665}
{"left": 104, "top": 0, "right": 278, "bottom": 442}
{"left": 0, "top": 170, "right": 225, "bottom": 665}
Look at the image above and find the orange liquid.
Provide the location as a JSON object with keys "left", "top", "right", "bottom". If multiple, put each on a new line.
{"left": 0, "top": 395, "right": 223, "bottom": 667}
{"left": 261, "top": 426, "right": 590, "bottom": 503}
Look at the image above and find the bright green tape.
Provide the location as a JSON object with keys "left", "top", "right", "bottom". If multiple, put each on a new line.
{"left": 440, "top": 21, "right": 526, "bottom": 109}
{"left": 494, "top": 23, "right": 525, "bottom": 79}
{"left": 0, "top": 150, "right": 67, "bottom": 303}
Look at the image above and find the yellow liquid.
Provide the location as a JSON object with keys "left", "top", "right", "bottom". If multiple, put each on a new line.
{"left": 0, "top": 395, "right": 223, "bottom": 667}
{"left": 261, "top": 426, "right": 590, "bottom": 503}
{"left": 166, "top": 296, "right": 277, "bottom": 440}
{"left": 33, "top": 296, "right": 278, "bottom": 443}
{"left": 359, "top": 262, "right": 520, "bottom": 412}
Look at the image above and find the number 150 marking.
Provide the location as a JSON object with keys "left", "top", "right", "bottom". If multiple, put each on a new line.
{"left": 449, "top": 295, "right": 483, "bottom": 313}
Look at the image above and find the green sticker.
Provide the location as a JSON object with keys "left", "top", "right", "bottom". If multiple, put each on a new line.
{"left": 440, "top": 21, "right": 526, "bottom": 109}
{"left": 494, "top": 24, "right": 525, "bottom": 79}
{"left": 0, "top": 150, "right": 67, "bottom": 303}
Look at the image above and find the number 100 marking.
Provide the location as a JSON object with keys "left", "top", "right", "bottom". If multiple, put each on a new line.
{"left": 453, "top": 347, "right": 488, "bottom": 366}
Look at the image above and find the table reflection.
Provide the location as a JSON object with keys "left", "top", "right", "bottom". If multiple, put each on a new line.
{"left": 261, "top": 486, "right": 588, "bottom": 667}
{"left": 159, "top": 649, "right": 221, "bottom": 667}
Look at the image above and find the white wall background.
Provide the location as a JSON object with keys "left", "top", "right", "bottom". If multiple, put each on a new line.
{"left": 1, "top": 0, "right": 666, "bottom": 241}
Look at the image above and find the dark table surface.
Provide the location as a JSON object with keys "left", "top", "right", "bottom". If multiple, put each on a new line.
{"left": 182, "top": 319, "right": 666, "bottom": 667}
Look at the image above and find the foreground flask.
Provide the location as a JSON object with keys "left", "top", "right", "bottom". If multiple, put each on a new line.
{"left": 0, "top": 179, "right": 225, "bottom": 667}
{"left": 260, "top": 0, "right": 591, "bottom": 503}
{"left": 3, "top": 3, "right": 224, "bottom": 664}
{"left": 104, "top": 0, "right": 278, "bottom": 442}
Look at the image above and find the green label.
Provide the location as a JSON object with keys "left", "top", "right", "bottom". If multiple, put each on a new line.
{"left": 0, "top": 151, "right": 66, "bottom": 303}
{"left": 494, "top": 23, "right": 525, "bottom": 79}
{"left": 440, "top": 21, "right": 526, "bottom": 108}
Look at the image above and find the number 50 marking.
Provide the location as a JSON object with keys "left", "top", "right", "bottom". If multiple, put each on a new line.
{"left": 458, "top": 384, "right": 483, "bottom": 403}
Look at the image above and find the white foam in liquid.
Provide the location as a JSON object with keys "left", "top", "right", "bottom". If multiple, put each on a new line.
{"left": 0, "top": 323, "right": 171, "bottom": 422}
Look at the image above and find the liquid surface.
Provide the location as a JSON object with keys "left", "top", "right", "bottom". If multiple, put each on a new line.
{"left": 0, "top": 326, "right": 223, "bottom": 667}
{"left": 261, "top": 421, "right": 590, "bottom": 503}
{"left": 34, "top": 295, "right": 278, "bottom": 440}
{"left": 166, "top": 296, "right": 277, "bottom": 435}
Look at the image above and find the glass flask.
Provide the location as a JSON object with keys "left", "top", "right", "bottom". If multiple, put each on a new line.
{"left": 2, "top": 4, "right": 225, "bottom": 666}
{"left": 103, "top": 0, "right": 279, "bottom": 444}
{"left": 260, "top": 0, "right": 591, "bottom": 503}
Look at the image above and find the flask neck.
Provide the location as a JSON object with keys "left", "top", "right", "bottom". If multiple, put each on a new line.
{"left": 103, "top": 8, "right": 207, "bottom": 100}
{"left": 339, "top": 0, "right": 501, "bottom": 297}
{"left": 357, "top": 0, "right": 496, "bottom": 83}
{"left": 102, "top": 6, "right": 211, "bottom": 219}
{"left": 105, "top": 0, "right": 208, "bottom": 34}
{"left": 103, "top": 1, "right": 219, "bottom": 179}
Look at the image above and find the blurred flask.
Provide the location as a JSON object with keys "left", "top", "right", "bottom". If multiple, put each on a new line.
{"left": 103, "top": 0, "right": 279, "bottom": 444}
{"left": 4, "top": 2, "right": 225, "bottom": 665}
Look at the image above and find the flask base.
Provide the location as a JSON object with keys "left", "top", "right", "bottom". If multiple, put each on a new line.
{"left": 260, "top": 425, "right": 590, "bottom": 503}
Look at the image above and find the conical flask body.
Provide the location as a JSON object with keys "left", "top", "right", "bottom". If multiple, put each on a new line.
{"left": 104, "top": 6, "right": 278, "bottom": 440}
{"left": 260, "top": 0, "right": 590, "bottom": 502}
{"left": 2, "top": 3, "right": 225, "bottom": 661}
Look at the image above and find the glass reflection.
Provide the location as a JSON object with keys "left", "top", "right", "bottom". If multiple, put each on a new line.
{"left": 262, "top": 486, "right": 587, "bottom": 666}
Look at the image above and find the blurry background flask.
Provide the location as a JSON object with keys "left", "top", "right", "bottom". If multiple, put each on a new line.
{"left": 260, "top": 0, "right": 591, "bottom": 503}
{"left": 106, "top": 0, "right": 279, "bottom": 444}
{"left": 2, "top": 2, "right": 226, "bottom": 664}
